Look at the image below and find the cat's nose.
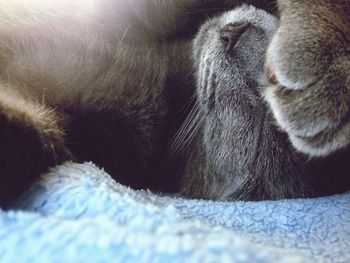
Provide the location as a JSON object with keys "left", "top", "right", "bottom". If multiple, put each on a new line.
{"left": 220, "top": 22, "right": 251, "bottom": 52}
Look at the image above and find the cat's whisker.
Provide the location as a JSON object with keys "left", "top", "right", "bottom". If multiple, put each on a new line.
{"left": 168, "top": 92, "right": 197, "bottom": 122}
{"left": 119, "top": 24, "right": 130, "bottom": 43}
{"left": 177, "top": 111, "right": 202, "bottom": 152}
{"left": 172, "top": 115, "right": 196, "bottom": 153}
{"left": 169, "top": 108, "right": 195, "bottom": 154}
{"left": 167, "top": 101, "right": 202, "bottom": 158}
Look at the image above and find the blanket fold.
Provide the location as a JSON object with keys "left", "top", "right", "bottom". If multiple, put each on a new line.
{"left": 0, "top": 162, "right": 349, "bottom": 263}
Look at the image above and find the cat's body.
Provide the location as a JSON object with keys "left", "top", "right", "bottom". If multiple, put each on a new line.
{"left": 0, "top": 0, "right": 262, "bottom": 204}
{"left": 0, "top": 0, "right": 349, "bottom": 206}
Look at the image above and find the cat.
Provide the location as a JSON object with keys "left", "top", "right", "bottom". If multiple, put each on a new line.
{"left": 0, "top": 0, "right": 349, "bottom": 207}
{"left": 180, "top": 4, "right": 350, "bottom": 201}
{"left": 0, "top": 0, "right": 276, "bottom": 206}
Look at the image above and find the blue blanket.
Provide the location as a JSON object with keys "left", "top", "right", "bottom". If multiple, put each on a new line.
{"left": 1, "top": 162, "right": 349, "bottom": 263}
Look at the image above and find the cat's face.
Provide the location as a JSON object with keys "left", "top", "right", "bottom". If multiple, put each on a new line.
{"left": 193, "top": 5, "right": 276, "bottom": 114}
{"left": 190, "top": 6, "right": 311, "bottom": 200}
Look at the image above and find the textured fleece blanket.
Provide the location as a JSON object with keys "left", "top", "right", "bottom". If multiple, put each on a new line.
{"left": 0, "top": 162, "right": 349, "bottom": 263}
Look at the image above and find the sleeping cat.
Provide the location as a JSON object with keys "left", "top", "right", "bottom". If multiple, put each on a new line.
{"left": 180, "top": 4, "right": 350, "bottom": 200}
{"left": 0, "top": 0, "right": 349, "bottom": 206}
{"left": 0, "top": 0, "right": 274, "bottom": 205}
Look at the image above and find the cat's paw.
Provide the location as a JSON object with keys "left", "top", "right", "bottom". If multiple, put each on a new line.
{"left": 0, "top": 88, "right": 71, "bottom": 207}
{"left": 264, "top": 0, "right": 350, "bottom": 157}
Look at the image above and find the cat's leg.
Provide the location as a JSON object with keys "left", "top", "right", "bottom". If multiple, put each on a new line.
{"left": 0, "top": 86, "right": 70, "bottom": 207}
{"left": 264, "top": 0, "right": 350, "bottom": 157}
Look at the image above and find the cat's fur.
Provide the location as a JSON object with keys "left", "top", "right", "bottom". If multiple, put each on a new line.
{"left": 0, "top": 0, "right": 275, "bottom": 205}
{"left": 0, "top": 0, "right": 349, "bottom": 206}
{"left": 181, "top": 5, "right": 350, "bottom": 201}
{"left": 264, "top": 0, "right": 350, "bottom": 157}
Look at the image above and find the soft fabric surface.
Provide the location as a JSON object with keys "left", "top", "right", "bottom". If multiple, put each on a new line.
{"left": 1, "top": 162, "right": 349, "bottom": 263}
